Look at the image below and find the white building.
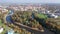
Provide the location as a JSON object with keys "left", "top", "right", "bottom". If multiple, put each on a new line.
{"left": 0, "top": 27, "right": 4, "bottom": 34}
{"left": 51, "top": 14, "right": 58, "bottom": 18}
{"left": 2, "top": 9, "right": 8, "bottom": 13}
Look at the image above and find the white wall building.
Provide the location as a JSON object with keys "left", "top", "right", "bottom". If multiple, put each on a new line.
{"left": 0, "top": 27, "right": 4, "bottom": 34}
{"left": 51, "top": 14, "right": 58, "bottom": 18}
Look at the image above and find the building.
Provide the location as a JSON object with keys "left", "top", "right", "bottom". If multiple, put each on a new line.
{"left": 7, "top": 29, "right": 14, "bottom": 34}
{"left": 51, "top": 14, "right": 58, "bottom": 18}
{"left": 2, "top": 9, "right": 8, "bottom": 13}
{"left": 0, "top": 26, "right": 4, "bottom": 34}
{"left": 47, "top": 13, "right": 58, "bottom": 18}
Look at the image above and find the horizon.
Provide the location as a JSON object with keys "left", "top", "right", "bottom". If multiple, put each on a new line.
{"left": 0, "top": 0, "right": 60, "bottom": 4}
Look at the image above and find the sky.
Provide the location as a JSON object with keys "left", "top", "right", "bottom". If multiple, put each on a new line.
{"left": 0, "top": 0, "right": 60, "bottom": 4}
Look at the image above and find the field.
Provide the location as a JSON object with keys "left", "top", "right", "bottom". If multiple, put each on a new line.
{"left": 35, "top": 13, "right": 48, "bottom": 19}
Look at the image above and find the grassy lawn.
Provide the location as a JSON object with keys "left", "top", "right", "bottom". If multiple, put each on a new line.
{"left": 37, "top": 13, "right": 48, "bottom": 19}
{"left": 58, "top": 16, "right": 60, "bottom": 18}
{"left": 0, "top": 19, "right": 2, "bottom": 26}
{"left": 0, "top": 19, "right": 11, "bottom": 34}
